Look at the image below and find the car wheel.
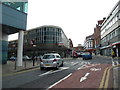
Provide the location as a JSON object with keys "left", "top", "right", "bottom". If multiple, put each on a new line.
{"left": 55, "top": 64, "right": 59, "bottom": 70}
{"left": 61, "top": 61, "right": 63, "bottom": 67}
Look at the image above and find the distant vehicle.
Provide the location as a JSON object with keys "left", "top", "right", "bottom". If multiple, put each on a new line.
{"left": 40, "top": 53, "right": 63, "bottom": 70}
{"left": 9, "top": 56, "right": 16, "bottom": 61}
{"left": 72, "top": 51, "right": 78, "bottom": 58}
{"left": 76, "top": 51, "right": 83, "bottom": 57}
{"left": 82, "top": 52, "right": 92, "bottom": 60}
{"left": 23, "top": 55, "right": 31, "bottom": 60}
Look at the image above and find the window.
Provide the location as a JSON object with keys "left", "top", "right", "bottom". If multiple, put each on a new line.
{"left": 56, "top": 55, "right": 60, "bottom": 58}
{"left": 118, "top": 28, "right": 120, "bottom": 34}
{"left": 43, "top": 55, "right": 55, "bottom": 59}
{"left": 112, "top": 31, "right": 115, "bottom": 38}
{"left": 119, "top": 12, "right": 120, "bottom": 19}
{"left": 109, "top": 33, "right": 112, "bottom": 39}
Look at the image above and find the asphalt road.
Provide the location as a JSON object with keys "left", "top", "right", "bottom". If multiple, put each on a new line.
{"left": 2, "top": 55, "right": 114, "bottom": 89}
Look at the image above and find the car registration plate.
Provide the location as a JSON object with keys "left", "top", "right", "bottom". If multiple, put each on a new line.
{"left": 45, "top": 64, "right": 50, "bottom": 66}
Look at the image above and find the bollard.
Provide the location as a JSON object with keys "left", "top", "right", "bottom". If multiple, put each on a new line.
{"left": 33, "top": 58, "right": 35, "bottom": 66}
{"left": 24, "top": 58, "right": 26, "bottom": 68}
{"left": 14, "top": 59, "right": 16, "bottom": 70}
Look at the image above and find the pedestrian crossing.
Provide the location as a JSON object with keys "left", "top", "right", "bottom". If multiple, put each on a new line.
{"left": 112, "top": 59, "right": 120, "bottom": 66}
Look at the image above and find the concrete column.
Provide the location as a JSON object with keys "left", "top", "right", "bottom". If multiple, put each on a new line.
{"left": 17, "top": 31, "right": 24, "bottom": 66}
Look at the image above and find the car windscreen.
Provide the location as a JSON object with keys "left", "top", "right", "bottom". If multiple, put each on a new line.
{"left": 43, "top": 55, "right": 55, "bottom": 59}
{"left": 83, "top": 52, "right": 90, "bottom": 55}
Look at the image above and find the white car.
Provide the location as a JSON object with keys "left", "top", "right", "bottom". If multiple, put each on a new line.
{"left": 23, "top": 55, "right": 31, "bottom": 60}
{"left": 40, "top": 53, "right": 63, "bottom": 70}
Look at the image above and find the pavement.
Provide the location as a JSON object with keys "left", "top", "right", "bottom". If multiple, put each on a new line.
{"left": 2, "top": 60, "right": 40, "bottom": 77}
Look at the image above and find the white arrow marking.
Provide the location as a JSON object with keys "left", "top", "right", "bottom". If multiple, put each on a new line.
{"left": 80, "top": 73, "right": 90, "bottom": 82}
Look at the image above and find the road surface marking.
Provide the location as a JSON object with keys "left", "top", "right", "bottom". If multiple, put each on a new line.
{"left": 38, "top": 67, "right": 69, "bottom": 77}
{"left": 99, "top": 67, "right": 109, "bottom": 89}
{"left": 104, "top": 67, "right": 111, "bottom": 89}
{"left": 60, "top": 67, "right": 69, "bottom": 70}
{"left": 116, "top": 61, "right": 119, "bottom": 65}
{"left": 38, "top": 71, "right": 52, "bottom": 77}
{"left": 77, "top": 63, "right": 87, "bottom": 70}
{"left": 90, "top": 68, "right": 101, "bottom": 71}
{"left": 78, "top": 64, "right": 100, "bottom": 70}
{"left": 111, "top": 58, "right": 115, "bottom": 66}
{"left": 48, "top": 73, "right": 72, "bottom": 89}
{"left": 80, "top": 73, "right": 90, "bottom": 82}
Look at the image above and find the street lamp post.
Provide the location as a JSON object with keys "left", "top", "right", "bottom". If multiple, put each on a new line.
{"left": 12, "top": 44, "right": 17, "bottom": 70}
{"left": 31, "top": 40, "right": 36, "bottom": 66}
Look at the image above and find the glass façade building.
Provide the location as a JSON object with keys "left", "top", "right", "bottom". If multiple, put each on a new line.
{"left": 1, "top": 1, "right": 28, "bottom": 64}
{"left": 24, "top": 25, "right": 70, "bottom": 57}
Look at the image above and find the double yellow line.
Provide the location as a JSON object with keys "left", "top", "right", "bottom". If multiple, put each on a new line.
{"left": 99, "top": 66, "right": 111, "bottom": 90}
{"left": 99, "top": 64, "right": 120, "bottom": 90}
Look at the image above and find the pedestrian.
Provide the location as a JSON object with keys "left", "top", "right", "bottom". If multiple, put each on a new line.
{"left": 32, "top": 56, "right": 35, "bottom": 66}
{"left": 111, "top": 50, "right": 115, "bottom": 58}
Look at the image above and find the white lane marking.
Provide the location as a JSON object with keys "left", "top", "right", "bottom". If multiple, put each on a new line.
{"left": 80, "top": 73, "right": 90, "bottom": 82}
{"left": 60, "top": 67, "right": 69, "bottom": 70}
{"left": 111, "top": 58, "right": 115, "bottom": 66}
{"left": 38, "top": 67, "right": 69, "bottom": 77}
{"left": 72, "top": 62, "right": 79, "bottom": 66}
{"left": 90, "top": 67, "right": 101, "bottom": 71}
{"left": 38, "top": 71, "right": 52, "bottom": 77}
{"left": 78, "top": 63, "right": 101, "bottom": 70}
{"left": 48, "top": 73, "right": 72, "bottom": 89}
{"left": 77, "top": 63, "right": 87, "bottom": 70}
{"left": 64, "top": 62, "right": 79, "bottom": 66}
{"left": 78, "top": 65, "right": 86, "bottom": 70}
{"left": 116, "top": 61, "right": 119, "bottom": 65}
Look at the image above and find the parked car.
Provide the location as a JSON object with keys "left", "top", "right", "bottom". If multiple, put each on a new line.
{"left": 23, "top": 55, "right": 31, "bottom": 60}
{"left": 82, "top": 52, "right": 92, "bottom": 60}
{"left": 76, "top": 51, "right": 83, "bottom": 57}
{"left": 9, "top": 56, "right": 16, "bottom": 61}
{"left": 40, "top": 53, "right": 63, "bottom": 70}
{"left": 72, "top": 51, "right": 78, "bottom": 58}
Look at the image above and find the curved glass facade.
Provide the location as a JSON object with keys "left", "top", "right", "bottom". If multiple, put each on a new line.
{"left": 25, "top": 26, "right": 63, "bottom": 45}
{"left": 20, "top": 25, "right": 70, "bottom": 57}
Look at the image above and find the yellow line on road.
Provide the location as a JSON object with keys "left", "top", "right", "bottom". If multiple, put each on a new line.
{"left": 99, "top": 67, "right": 108, "bottom": 89}
{"left": 99, "top": 64, "right": 120, "bottom": 90}
{"left": 104, "top": 67, "right": 112, "bottom": 90}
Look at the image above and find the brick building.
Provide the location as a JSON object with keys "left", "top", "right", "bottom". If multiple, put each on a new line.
{"left": 93, "top": 18, "right": 105, "bottom": 54}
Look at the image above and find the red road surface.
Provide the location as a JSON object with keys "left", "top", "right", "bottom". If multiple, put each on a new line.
{"left": 50, "top": 64, "right": 112, "bottom": 88}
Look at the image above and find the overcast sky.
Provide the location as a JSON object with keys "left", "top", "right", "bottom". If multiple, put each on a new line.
{"left": 8, "top": 0, "right": 119, "bottom": 47}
